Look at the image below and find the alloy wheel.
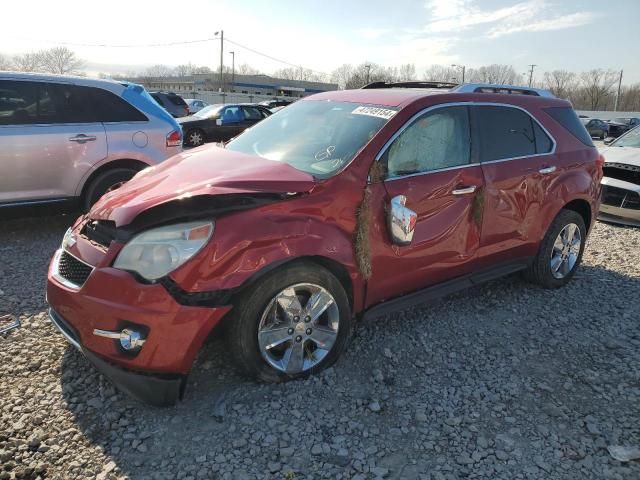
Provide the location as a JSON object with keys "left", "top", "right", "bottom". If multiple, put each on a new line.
{"left": 257, "top": 283, "right": 339, "bottom": 374}
{"left": 188, "top": 131, "right": 204, "bottom": 147}
{"left": 550, "top": 223, "right": 582, "bottom": 279}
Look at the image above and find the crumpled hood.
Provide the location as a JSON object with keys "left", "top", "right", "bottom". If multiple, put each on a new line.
{"left": 90, "top": 145, "right": 316, "bottom": 227}
{"left": 601, "top": 147, "right": 640, "bottom": 167}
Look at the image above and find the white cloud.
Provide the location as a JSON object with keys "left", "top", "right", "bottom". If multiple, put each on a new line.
{"left": 487, "top": 11, "right": 596, "bottom": 38}
{"left": 423, "top": 0, "right": 596, "bottom": 38}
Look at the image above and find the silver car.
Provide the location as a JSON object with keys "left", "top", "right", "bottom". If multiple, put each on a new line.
{"left": 0, "top": 72, "right": 182, "bottom": 211}
{"left": 599, "top": 125, "right": 640, "bottom": 226}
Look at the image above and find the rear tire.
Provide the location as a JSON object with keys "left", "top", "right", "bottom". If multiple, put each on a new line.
{"left": 524, "top": 209, "right": 586, "bottom": 288}
{"left": 185, "top": 129, "right": 206, "bottom": 147}
{"left": 227, "top": 262, "right": 352, "bottom": 383}
{"left": 83, "top": 168, "right": 138, "bottom": 211}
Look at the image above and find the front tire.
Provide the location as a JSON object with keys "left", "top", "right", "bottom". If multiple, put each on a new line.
{"left": 227, "top": 262, "right": 352, "bottom": 383}
{"left": 524, "top": 209, "right": 586, "bottom": 288}
{"left": 83, "top": 168, "right": 138, "bottom": 211}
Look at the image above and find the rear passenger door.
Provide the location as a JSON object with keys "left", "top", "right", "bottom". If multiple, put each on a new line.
{"left": 241, "top": 106, "right": 267, "bottom": 128}
{"left": 0, "top": 80, "right": 107, "bottom": 203}
{"left": 473, "top": 104, "right": 556, "bottom": 267}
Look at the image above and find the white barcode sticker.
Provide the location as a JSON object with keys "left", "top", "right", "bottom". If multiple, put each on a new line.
{"left": 352, "top": 106, "right": 396, "bottom": 120}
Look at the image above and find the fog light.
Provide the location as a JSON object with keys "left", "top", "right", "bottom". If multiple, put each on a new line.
{"left": 119, "top": 329, "right": 146, "bottom": 350}
{"left": 93, "top": 328, "right": 146, "bottom": 351}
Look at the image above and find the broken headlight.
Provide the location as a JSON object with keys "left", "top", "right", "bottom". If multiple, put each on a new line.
{"left": 113, "top": 221, "right": 214, "bottom": 281}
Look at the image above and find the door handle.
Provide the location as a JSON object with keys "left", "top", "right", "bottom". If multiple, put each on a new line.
{"left": 452, "top": 185, "right": 477, "bottom": 195}
{"left": 539, "top": 165, "right": 557, "bottom": 174}
{"left": 69, "top": 134, "right": 97, "bottom": 143}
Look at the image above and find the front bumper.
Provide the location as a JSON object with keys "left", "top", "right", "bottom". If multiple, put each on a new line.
{"left": 47, "top": 248, "right": 232, "bottom": 406}
{"left": 48, "top": 308, "right": 184, "bottom": 406}
{"left": 598, "top": 176, "right": 640, "bottom": 227}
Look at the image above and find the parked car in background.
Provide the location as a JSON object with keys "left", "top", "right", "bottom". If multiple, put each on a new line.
{"left": 184, "top": 98, "right": 208, "bottom": 114}
{"left": 149, "top": 91, "right": 189, "bottom": 118}
{"left": 46, "top": 82, "right": 601, "bottom": 405}
{"left": 259, "top": 98, "right": 294, "bottom": 109}
{"left": 0, "top": 72, "right": 182, "bottom": 212}
{"left": 606, "top": 117, "right": 640, "bottom": 138}
{"left": 599, "top": 125, "right": 640, "bottom": 226}
{"left": 179, "top": 103, "right": 272, "bottom": 147}
{"left": 581, "top": 118, "right": 608, "bottom": 139}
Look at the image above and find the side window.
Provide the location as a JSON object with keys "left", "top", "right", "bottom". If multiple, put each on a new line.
{"left": 39, "top": 83, "right": 100, "bottom": 124}
{"left": 385, "top": 106, "right": 470, "bottom": 177}
{"left": 532, "top": 120, "right": 553, "bottom": 154}
{"left": 242, "top": 106, "right": 264, "bottom": 121}
{"left": 475, "top": 106, "right": 536, "bottom": 162}
{"left": 84, "top": 87, "right": 147, "bottom": 122}
{"left": 544, "top": 107, "right": 593, "bottom": 146}
{"left": 0, "top": 80, "right": 38, "bottom": 125}
{"left": 220, "top": 106, "right": 244, "bottom": 123}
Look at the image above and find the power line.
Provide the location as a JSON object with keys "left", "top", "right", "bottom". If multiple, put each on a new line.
{"left": 21, "top": 36, "right": 327, "bottom": 75}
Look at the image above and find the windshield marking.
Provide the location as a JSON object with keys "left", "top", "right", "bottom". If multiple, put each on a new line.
{"left": 352, "top": 106, "right": 397, "bottom": 120}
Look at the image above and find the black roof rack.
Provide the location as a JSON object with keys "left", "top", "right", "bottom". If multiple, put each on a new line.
{"left": 361, "top": 81, "right": 458, "bottom": 90}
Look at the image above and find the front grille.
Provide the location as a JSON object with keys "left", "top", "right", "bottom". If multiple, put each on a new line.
{"left": 603, "top": 164, "right": 640, "bottom": 185}
{"left": 602, "top": 185, "right": 640, "bottom": 210}
{"left": 81, "top": 220, "right": 117, "bottom": 248}
{"left": 57, "top": 251, "right": 93, "bottom": 287}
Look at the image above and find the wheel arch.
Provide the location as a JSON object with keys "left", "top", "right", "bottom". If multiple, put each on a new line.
{"left": 79, "top": 159, "right": 150, "bottom": 201}
{"left": 562, "top": 198, "right": 592, "bottom": 232}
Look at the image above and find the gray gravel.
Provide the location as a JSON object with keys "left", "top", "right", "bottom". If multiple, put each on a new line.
{"left": 1, "top": 214, "right": 639, "bottom": 480}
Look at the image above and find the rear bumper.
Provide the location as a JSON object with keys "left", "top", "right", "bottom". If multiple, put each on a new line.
{"left": 48, "top": 308, "right": 183, "bottom": 406}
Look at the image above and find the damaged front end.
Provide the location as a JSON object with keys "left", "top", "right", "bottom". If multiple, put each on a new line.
{"left": 599, "top": 162, "right": 640, "bottom": 226}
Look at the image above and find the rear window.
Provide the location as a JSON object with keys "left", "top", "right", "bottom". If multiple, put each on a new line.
{"left": 544, "top": 107, "right": 594, "bottom": 146}
{"left": 167, "top": 94, "right": 187, "bottom": 106}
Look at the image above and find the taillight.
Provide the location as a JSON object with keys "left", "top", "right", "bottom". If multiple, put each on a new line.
{"left": 596, "top": 153, "right": 605, "bottom": 176}
{"left": 166, "top": 130, "right": 182, "bottom": 147}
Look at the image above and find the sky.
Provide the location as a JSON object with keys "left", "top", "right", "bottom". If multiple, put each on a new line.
{"left": 1, "top": 0, "right": 639, "bottom": 83}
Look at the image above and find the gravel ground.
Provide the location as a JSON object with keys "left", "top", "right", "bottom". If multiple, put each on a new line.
{"left": 1, "top": 214, "right": 639, "bottom": 480}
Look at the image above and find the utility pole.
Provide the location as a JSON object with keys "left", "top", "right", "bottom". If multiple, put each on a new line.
{"left": 451, "top": 64, "right": 466, "bottom": 83}
{"left": 214, "top": 30, "right": 224, "bottom": 92}
{"left": 527, "top": 64, "right": 537, "bottom": 87}
{"left": 364, "top": 64, "right": 371, "bottom": 85}
{"left": 614, "top": 69, "right": 623, "bottom": 112}
{"left": 229, "top": 51, "right": 235, "bottom": 91}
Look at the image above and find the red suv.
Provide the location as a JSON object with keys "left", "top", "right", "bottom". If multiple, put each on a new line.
{"left": 46, "top": 82, "right": 602, "bottom": 406}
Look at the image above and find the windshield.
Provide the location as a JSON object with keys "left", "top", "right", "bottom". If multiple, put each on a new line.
{"left": 225, "top": 100, "right": 396, "bottom": 178}
{"left": 611, "top": 118, "right": 631, "bottom": 125}
{"left": 612, "top": 126, "right": 640, "bottom": 148}
{"left": 194, "top": 105, "right": 223, "bottom": 118}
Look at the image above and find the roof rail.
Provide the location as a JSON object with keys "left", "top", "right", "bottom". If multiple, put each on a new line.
{"left": 362, "top": 81, "right": 458, "bottom": 90}
{"left": 452, "top": 83, "right": 555, "bottom": 98}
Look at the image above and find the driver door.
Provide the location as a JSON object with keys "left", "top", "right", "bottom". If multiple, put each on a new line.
{"left": 365, "top": 105, "right": 485, "bottom": 306}
{"left": 215, "top": 106, "right": 246, "bottom": 142}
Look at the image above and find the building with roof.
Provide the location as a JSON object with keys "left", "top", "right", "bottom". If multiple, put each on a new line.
{"left": 131, "top": 73, "right": 337, "bottom": 99}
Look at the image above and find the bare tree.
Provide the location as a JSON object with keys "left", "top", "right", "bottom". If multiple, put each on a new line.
{"left": 237, "top": 64, "right": 261, "bottom": 75}
{"left": 174, "top": 63, "right": 196, "bottom": 77}
{"left": 331, "top": 64, "right": 354, "bottom": 89}
{"left": 397, "top": 64, "right": 417, "bottom": 82}
{"left": 543, "top": 70, "right": 578, "bottom": 100}
{"left": 468, "top": 64, "right": 521, "bottom": 85}
{"left": 579, "top": 69, "right": 618, "bottom": 110}
{"left": 0, "top": 54, "right": 13, "bottom": 70}
{"left": 423, "top": 65, "right": 457, "bottom": 82}
{"left": 12, "top": 52, "right": 44, "bottom": 72}
{"left": 145, "top": 64, "right": 173, "bottom": 78}
{"left": 40, "top": 47, "right": 84, "bottom": 75}
{"left": 192, "top": 65, "right": 213, "bottom": 74}
{"left": 272, "top": 67, "right": 298, "bottom": 81}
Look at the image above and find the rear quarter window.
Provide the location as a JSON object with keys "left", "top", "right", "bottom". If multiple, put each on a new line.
{"left": 544, "top": 107, "right": 594, "bottom": 147}
{"left": 167, "top": 95, "right": 187, "bottom": 106}
{"left": 83, "top": 87, "right": 147, "bottom": 122}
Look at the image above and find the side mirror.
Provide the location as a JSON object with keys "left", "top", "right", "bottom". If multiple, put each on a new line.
{"left": 216, "top": 118, "right": 223, "bottom": 126}
{"left": 604, "top": 137, "right": 614, "bottom": 145}
{"left": 388, "top": 195, "right": 417, "bottom": 246}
